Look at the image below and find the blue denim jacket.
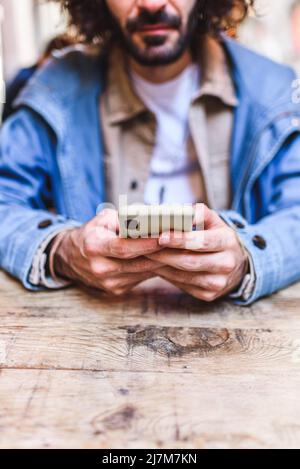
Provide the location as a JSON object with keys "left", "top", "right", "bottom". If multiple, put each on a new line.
{"left": 1, "top": 37, "right": 300, "bottom": 305}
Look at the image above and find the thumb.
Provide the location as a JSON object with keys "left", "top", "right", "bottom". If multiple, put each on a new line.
{"left": 194, "top": 204, "right": 225, "bottom": 230}
{"left": 95, "top": 208, "right": 120, "bottom": 233}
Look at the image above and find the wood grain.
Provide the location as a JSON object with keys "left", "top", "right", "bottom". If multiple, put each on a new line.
{"left": 0, "top": 270, "right": 300, "bottom": 448}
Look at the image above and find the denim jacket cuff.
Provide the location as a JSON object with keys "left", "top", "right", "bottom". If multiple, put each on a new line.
{"left": 29, "top": 227, "right": 74, "bottom": 289}
{"left": 8, "top": 214, "right": 82, "bottom": 291}
{"left": 229, "top": 252, "right": 256, "bottom": 301}
{"left": 218, "top": 210, "right": 283, "bottom": 306}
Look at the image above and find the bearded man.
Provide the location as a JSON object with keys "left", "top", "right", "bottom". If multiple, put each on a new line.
{"left": 0, "top": 0, "right": 300, "bottom": 305}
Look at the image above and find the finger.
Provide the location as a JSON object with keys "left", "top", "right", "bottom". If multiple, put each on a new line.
{"left": 84, "top": 226, "right": 161, "bottom": 258}
{"left": 156, "top": 266, "right": 228, "bottom": 291}
{"left": 83, "top": 226, "right": 117, "bottom": 257}
{"left": 115, "top": 271, "right": 155, "bottom": 286}
{"left": 110, "top": 278, "right": 153, "bottom": 297}
{"left": 88, "top": 256, "right": 162, "bottom": 278}
{"left": 194, "top": 204, "right": 225, "bottom": 230}
{"left": 163, "top": 279, "right": 220, "bottom": 302}
{"left": 95, "top": 208, "right": 120, "bottom": 233}
{"left": 100, "top": 271, "right": 156, "bottom": 294}
{"left": 120, "top": 271, "right": 155, "bottom": 286}
{"left": 147, "top": 249, "right": 233, "bottom": 273}
{"left": 105, "top": 237, "right": 162, "bottom": 259}
{"left": 119, "top": 257, "right": 163, "bottom": 273}
{"left": 159, "top": 228, "right": 235, "bottom": 252}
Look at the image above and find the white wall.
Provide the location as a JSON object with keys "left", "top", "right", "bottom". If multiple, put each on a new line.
{"left": 0, "top": 0, "right": 64, "bottom": 80}
{"left": 239, "top": 0, "right": 295, "bottom": 61}
{"left": 34, "top": 1, "right": 66, "bottom": 54}
{"left": 0, "top": 0, "right": 37, "bottom": 79}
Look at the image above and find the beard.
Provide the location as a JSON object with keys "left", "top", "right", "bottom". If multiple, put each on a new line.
{"left": 112, "top": 6, "right": 198, "bottom": 66}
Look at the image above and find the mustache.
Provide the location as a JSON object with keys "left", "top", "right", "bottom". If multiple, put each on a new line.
{"left": 126, "top": 10, "right": 182, "bottom": 33}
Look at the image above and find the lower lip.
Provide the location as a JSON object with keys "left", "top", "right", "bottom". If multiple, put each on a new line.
{"left": 138, "top": 26, "right": 174, "bottom": 35}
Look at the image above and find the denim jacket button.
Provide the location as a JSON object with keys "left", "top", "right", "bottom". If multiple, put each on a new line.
{"left": 130, "top": 180, "right": 138, "bottom": 190}
{"left": 232, "top": 219, "right": 245, "bottom": 229}
{"left": 252, "top": 235, "right": 267, "bottom": 250}
{"left": 38, "top": 219, "right": 53, "bottom": 229}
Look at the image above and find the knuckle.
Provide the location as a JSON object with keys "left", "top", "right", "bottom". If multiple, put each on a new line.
{"left": 84, "top": 240, "right": 96, "bottom": 257}
{"left": 103, "top": 277, "right": 120, "bottom": 291}
{"left": 222, "top": 254, "right": 236, "bottom": 273}
{"left": 82, "top": 229, "right": 102, "bottom": 256}
{"left": 198, "top": 276, "right": 212, "bottom": 290}
{"left": 228, "top": 230, "right": 239, "bottom": 248}
{"left": 216, "top": 276, "right": 228, "bottom": 290}
{"left": 204, "top": 277, "right": 223, "bottom": 291}
{"left": 90, "top": 260, "right": 107, "bottom": 277}
{"left": 113, "top": 288, "right": 127, "bottom": 297}
{"left": 205, "top": 275, "right": 228, "bottom": 291}
{"left": 202, "top": 290, "right": 218, "bottom": 302}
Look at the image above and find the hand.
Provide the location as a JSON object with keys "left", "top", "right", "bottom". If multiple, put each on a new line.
{"left": 146, "top": 204, "right": 249, "bottom": 302}
{"left": 51, "top": 209, "right": 163, "bottom": 296}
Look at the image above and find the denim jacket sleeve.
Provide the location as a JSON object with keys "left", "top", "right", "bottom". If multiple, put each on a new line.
{"left": 0, "top": 108, "right": 81, "bottom": 290}
{"left": 220, "top": 133, "right": 300, "bottom": 305}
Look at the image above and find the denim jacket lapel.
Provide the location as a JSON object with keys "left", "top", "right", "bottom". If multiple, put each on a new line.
{"left": 14, "top": 49, "right": 107, "bottom": 222}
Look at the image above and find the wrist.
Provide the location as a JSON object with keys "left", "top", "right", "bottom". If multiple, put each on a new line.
{"left": 234, "top": 229, "right": 250, "bottom": 275}
{"left": 232, "top": 245, "right": 250, "bottom": 292}
{"left": 49, "top": 229, "right": 74, "bottom": 281}
{"left": 242, "top": 249, "right": 250, "bottom": 276}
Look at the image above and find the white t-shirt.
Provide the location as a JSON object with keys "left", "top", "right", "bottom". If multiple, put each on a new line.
{"left": 131, "top": 64, "right": 201, "bottom": 205}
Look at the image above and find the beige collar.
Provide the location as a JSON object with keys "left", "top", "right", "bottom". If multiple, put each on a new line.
{"left": 194, "top": 35, "right": 238, "bottom": 106}
{"left": 104, "top": 35, "right": 238, "bottom": 125}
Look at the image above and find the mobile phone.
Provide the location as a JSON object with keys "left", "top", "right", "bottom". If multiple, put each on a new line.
{"left": 119, "top": 204, "right": 195, "bottom": 238}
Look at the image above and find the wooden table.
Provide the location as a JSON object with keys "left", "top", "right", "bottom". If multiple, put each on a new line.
{"left": 0, "top": 269, "right": 300, "bottom": 449}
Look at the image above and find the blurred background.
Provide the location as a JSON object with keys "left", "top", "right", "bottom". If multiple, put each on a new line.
{"left": 0, "top": 0, "right": 300, "bottom": 110}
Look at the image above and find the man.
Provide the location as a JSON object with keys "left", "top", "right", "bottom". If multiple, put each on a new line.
{"left": 2, "top": 34, "right": 77, "bottom": 122}
{"left": 0, "top": 0, "right": 300, "bottom": 305}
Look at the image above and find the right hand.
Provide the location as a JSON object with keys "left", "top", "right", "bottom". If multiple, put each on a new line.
{"left": 51, "top": 209, "right": 163, "bottom": 295}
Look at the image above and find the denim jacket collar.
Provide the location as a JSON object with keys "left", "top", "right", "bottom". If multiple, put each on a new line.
{"left": 14, "top": 35, "right": 300, "bottom": 138}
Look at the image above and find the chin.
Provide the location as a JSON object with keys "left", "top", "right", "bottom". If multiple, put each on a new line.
{"left": 133, "top": 48, "right": 186, "bottom": 66}
{"left": 122, "top": 27, "right": 189, "bottom": 66}
{"left": 130, "top": 38, "right": 182, "bottom": 65}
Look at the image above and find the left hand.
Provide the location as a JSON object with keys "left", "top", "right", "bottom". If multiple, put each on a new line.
{"left": 146, "top": 204, "right": 249, "bottom": 302}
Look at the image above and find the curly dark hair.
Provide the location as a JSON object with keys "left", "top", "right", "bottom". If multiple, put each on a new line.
{"left": 53, "top": 0, "right": 254, "bottom": 43}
